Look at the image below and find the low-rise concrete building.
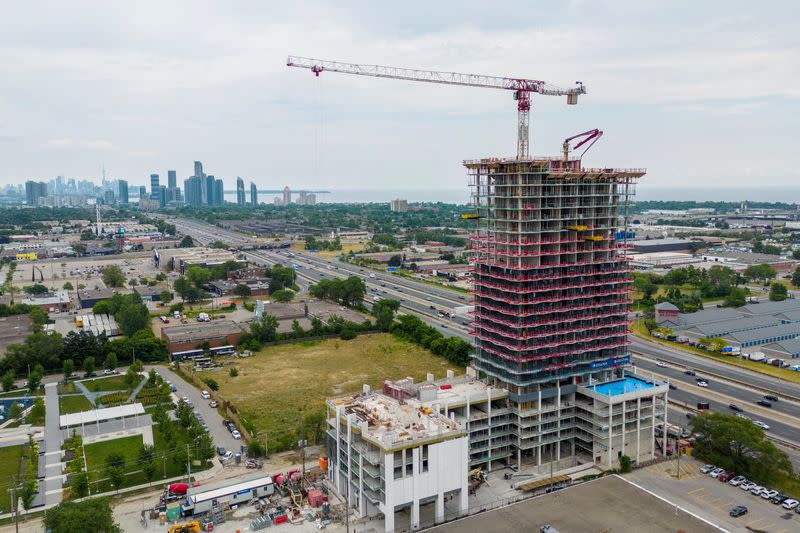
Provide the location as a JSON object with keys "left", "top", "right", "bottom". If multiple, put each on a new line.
{"left": 18, "top": 290, "right": 72, "bottom": 312}
{"left": 327, "top": 387, "right": 469, "bottom": 532}
{"left": 161, "top": 320, "right": 247, "bottom": 354}
{"left": 153, "top": 247, "right": 242, "bottom": 273}
{"left": 77, "top": 289, "right": 117, "bottom": 309}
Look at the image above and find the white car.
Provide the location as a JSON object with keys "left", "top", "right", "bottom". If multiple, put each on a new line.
{"left": 710, "top": 468, "right": 725, "bottom": 478}
{"left": 740, "top": 481, "right": 756, "bottom": 491}
{"left": 231, "top": 429, "right": 242, "bottom": 439}
{"left": 729, "top": 476, "right": 747, "bottom": 486}
{"left": 200, "top": 390, "right": 210, "bottom": 399}
{"left": 699, "top": 464, "right": 716, "bottom": 474}
{"left": 782, "top": 499, "right": 799, "bottom": 510}
{"left": 753, "top": 420, "right": 770, "bottom": 430}
{"left": 750, "top": 485, "right": 764, "bottom": 496}
{"left": 656, "top": 361, "right": 668, "bottom": 368}
{"left": 735, "top": 413, "right": 750, "bottom": 420}
{"left": 697, "top": 381, "right": 709, "bottom": 388}
{"left": 761, "top": 489, "right": 779, "bottom": 500}
{"left": 222, "top": 451, "right": 233, "bottom": 461}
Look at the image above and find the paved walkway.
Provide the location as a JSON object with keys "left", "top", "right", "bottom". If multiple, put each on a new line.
{"left": 126, "top": 374, "right": 148, "bottom": 403}
{"left": 42, "top": 383, "right": 63, "bottom": 506}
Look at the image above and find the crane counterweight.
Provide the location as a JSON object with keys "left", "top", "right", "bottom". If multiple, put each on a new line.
{"left": 287, "top": 55, "right": 586, "bottom": 159}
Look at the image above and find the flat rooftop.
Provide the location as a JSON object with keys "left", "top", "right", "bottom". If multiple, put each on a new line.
{"left": 435, "top": 475, "right": 719, "bottom": 533}
{"left": 161, "top": 320, "right": 245, "bottom": 342}
{"left": 329, "top": 393, "right": 464, "bottom": 450}
{"left": 588, "top": 375, "right": 655, "bottom": 396}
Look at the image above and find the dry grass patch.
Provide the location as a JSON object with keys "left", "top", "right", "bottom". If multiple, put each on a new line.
{"left": 198, "top": 333, "right": 452, "bottom": 450}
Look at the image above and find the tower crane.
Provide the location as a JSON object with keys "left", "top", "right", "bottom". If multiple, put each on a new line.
{"left": 286, "top": 56, "right": 586, "bottom": 159}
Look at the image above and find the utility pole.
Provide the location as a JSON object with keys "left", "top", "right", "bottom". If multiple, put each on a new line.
{"left": 9, "top": 480, "right": 19, "bottom": 533}
{"left": 676, "top": 444, "right": 681, "bottom": 480}
{"left": 186, "top": 444, "right": 191, "bottom": 483}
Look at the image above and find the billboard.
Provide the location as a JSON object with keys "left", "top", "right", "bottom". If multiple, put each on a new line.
{"left": 590, "top": 355, "right": 631, "bottom": 370}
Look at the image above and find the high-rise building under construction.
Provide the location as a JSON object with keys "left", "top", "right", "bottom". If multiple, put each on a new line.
{"left": 467, "top": 156, "right": 643, "bottom": 468}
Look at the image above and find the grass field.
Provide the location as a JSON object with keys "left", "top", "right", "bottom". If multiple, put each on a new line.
{"left": 0, "top": 445, "right": 23, "bottom": 512}
{"left": 198, "top": 333, "right": 453, "bottom": 450}
{"left": 631, "top": 320, "right": 800, "bottom": 385}
{"left": 290, "top": 242, "right": 364, "bottom": 259}
{"left": 59, "top": 394, "right": 94, "bottom": 414}
{"left": 0, "top": 389, "right": 42, "bottom": 399}
{"left": 82, "top": 375, "right": 130, "bottom": 392}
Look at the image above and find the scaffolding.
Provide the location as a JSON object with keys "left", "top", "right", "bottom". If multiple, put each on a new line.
{"left": 465, "top": 155, "right": 643, "bottom": 465}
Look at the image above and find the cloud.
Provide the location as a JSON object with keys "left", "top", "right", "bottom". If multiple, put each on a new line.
{"left": 46, "top": 138, "right": 117, "bottom": 150}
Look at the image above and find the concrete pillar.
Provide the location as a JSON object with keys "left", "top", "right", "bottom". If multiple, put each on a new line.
{"left": 411, "top": 499, "right": 420, "bottom": 530}
{"left": 536, "top": 444, "right": 541, "bottom": 466}
{"left": 435, "top": 493, "right": 444, "bottom": 524}
{"left": 517, "top": 448, "right": 521, "bottom": 469}
{"left": 662, "top": 390, "right": 669, "bottom": 457}
{"left": 384, "top": 506, "right": 395, "bottom": 533}
{"left": 486, "top": 388, "right": 492, "bottom": 472}
{"left": 636, "top": 397, "right": 641, "bottom": 464}
{"left": 650, "top": 396, "right": 656, "bottom": 460}
{"left": 607, "top": 401, "right": 613, "bottom": 468}
{"left": 621, "top": 400, "right": 626, "bottom": 459}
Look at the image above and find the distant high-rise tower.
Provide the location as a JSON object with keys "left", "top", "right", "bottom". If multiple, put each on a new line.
{"left": 138, "top": 185, "right": 147, "bottom": 199}
{"left": 184, "top": 177, "right": 202, "bottom": 206}
{"left": 236, "top": 177, "right": 246, "bottom": 206}
{"left": 194, "top": 161, "right": 203, "bottom": 178}
{"left": 25, "top": 181, "right": 47, "bottom": 206}
{"left": 283, "top": 186, "right": 291, "bottom": 205}
{"left": 117, "top": 180, "right": 129, "bottom": 204}
{"left": 150, "top": 174, "right": 160, "bottom": 198}
{"left": 167, "top": 170, "right": 177, "bottom": 189}
{"left": 205, "top": 175, "right": 216, "bottom": 205}
{"left": 250, "top": 182, "right": 258, "bottom": 205}
{"left": 390, "top": 199, "right": 408, "bottom": 212}
{"left": 214, "top": 179, "right": 224, "bottom": 206}
{"left": 158, "top": 186, "right": 167, "bottom": 208}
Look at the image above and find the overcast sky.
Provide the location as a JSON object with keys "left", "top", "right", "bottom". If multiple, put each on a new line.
{"left": 1, "top": 1, "right": 798, "bottom": 194}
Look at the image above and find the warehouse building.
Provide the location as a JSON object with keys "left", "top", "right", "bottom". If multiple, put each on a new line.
{"left": 630, "top": 238, "right": 695, "bottom": 254}
{"left": 161, "top": 320, "right": 247, "bottom": 354}
{"left": 77, "top": 289, "right": 117, "bottom": 309}
{"left": 18, "top": 290, "right": 72, "bottom": 312}
{"left": 153, "top": 247, "right": 242, "bottom": 273}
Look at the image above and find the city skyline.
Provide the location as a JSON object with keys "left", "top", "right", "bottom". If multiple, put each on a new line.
{"left": 1, "top": 2, "right": 798, "bottom": 192}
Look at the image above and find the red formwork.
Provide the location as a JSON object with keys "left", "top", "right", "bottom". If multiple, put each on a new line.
{"left": 472, "top": 329, "right": 631, "bottom": 352}
{"left": 472, "top": 275, "right": 632, "bottom": 293}
{"left": 470, "top": 308, "right": 629, "bottom": 329}
{"left": 470, "top": 318, "right": 631, "bottom": 340}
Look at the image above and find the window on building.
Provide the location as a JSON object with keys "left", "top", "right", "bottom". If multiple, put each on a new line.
{"left": 422, "top": 444, "right": 429, "bottom": 473}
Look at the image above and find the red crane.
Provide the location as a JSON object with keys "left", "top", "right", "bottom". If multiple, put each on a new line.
{"left": 286, "top": 56, "right": 586, "bottom": 159}
{"left": 562, "top": 129, "right": 603, "bottom": 162}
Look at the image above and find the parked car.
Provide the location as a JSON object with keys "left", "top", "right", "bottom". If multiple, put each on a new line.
{"left": 761, "top": 489, "right": 779, "bottom": 500}
{"left": 201, "top": 390, "right": 210, "bottom": 399}
{"left": 771, "top": 493, "right": 788, "bottom": 505}
{"left": 231, "top": 429, "right": 242, "bottom": 439}
{"left": 750, "top": 485, "right": 765, "bottom": 496}
{"left": 764, "top": 395, "right": 779, "bottom": 402}
{"left": 710, "top": 468, "right": 725, "bottom": 478}
{"left": 729, "top": 404, "right": 743, "bottom": 412}
{"left": 209, "top": 401, "right": 218, "bottom": 408}
{"left": 719, "top": 471, "right": 736, "bottom": 482}
{"left": 729, "top": 476, "right": 747, "bottom": 486}
{"left": 216, "top": 446, "right": 227, "bottom": 456}
{"left": 739, "top": 481, "right": 757, "bottom": 491}
{"left": 782, "top": 499, "right": 799, "bottom": 510}
{"left": 757, "top": 400, "right": 772, "bottom": 408}
{"left": 729, "top": 505, "right": 748, "bottom": 518}
{"left": 222, "top": 451, "right": 233, "bottom": 461}
{"left": 735, "top": 413, "right": 749, "bottom": 420}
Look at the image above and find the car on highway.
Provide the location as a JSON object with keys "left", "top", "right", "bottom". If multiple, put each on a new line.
{"left": 729, "top": 505, "right": 748, "bottom": 518}
{"left": 764, "top": 395, "right": 779, "bottom": 402}
{"left": 710, "top": 467, "right": 725, "bottom": 478}
{"left": 656, "top": 360, "right": 667, "bottom": 367}
{"left": 729, "top": 404, "right": 743, "bottom": 412}
{"left": 729, "top": 475, "right": 747, "bottom": 486}
{"left": 697, "top": 381, "right": 708, "bottom": 388}
{"left": 668, "top": 383, "right": 677, "bottom": 390}
{"left": 782, "top": 498, "right": 799, "bottom": 510}
{"left": 685, "top": 370, "right": 696, "bottom": 376}
{"left": 756, "top": 399, "right": 772, "bottom": 408}
{"left": 735, "top": 412, "right": 750, "bottom": 420}
{"left": 753, "top": 420, "right": 770, "bottom": 430}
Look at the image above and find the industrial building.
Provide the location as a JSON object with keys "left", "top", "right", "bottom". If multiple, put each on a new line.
{"left": 77, "top": 288, "right": 117, "bottom": 309}
{"left": 161, "top": 320, "right": 247, "bottom": 354}
{"left": 153, "top": 247, "right": 242, "bottom": 273}
{"left": 629, "top": 238, "right": 695, "bottom": 253}
{"left": 656, "top": 299, "right": 800, "bottom": 359}
{"left": 326, "top": 385, "right": 469, "bottom": 532}
{"left": 18, "top": 290, "right": 72, "bottom": 312}
{"left": 467, "top": 156, "right": 642, "bottom": 471}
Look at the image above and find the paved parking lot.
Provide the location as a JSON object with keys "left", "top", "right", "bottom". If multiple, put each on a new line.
{"left": 629, "top": 457, "right": 799, "bottom": 532}
{"left": 436, "top": 474, "right": 719, "bottom": 533}
{"left": 147, "top": 365, "right": 243, "bottom": 457}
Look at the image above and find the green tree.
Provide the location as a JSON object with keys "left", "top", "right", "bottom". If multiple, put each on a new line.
{"left": 229, "top": 367, "right": 238, "bottom": 377}
{"left": 722, "top": 287, "right": 748, "bottom": 308}
{"left": 8, "top": 401, "right": 23, "bottom": 420}
{"left": 619, "top": 455, "right": 633, "bottom": 473}
{"left": 92, "top": 300, "right": 114, "bottom": 315}
{"left": 271, "top": 289, "right": 294, "bottom": 302}
{"left": 769, "top": 282, "right": 788, "bottom": 301}
{"left": 63, "top": 281, "right": 74, "bottom": 290}
{"left": 159, "top": 290, "right": 173, "bottom": 304}
{"left": 27, "top": 369, "right": 42, "bottom": 392}
{"left": 72, "top": 243, "right": 87, "bottom": 256}
{"left": 689, "top": 412, "right": 793, "bottom": 484}
{"left": 43, "top": 498, "right": 122, "bottom": 533}
{"left": 174, "top": 276, "right": 203, "bottom": 302}
{"left": 138, "top": 444, "right": 157, "bottom": 484}
{"left": 24, "top": 283, "right": 49, "bottom": 295}
{"left": 1, "top": 370, "right": 14, "bottom": 392}
{"left": 71, "top": 471, "right": 89, "bottom": 498}
{"left": 83, "top": 356, "right": 95, "bottom": 376}
{"left": 234, "top": 284, "right": 252, "bottom": 298}
{"left": 124, "top": 366, "right": 139, "bottom": 388}
{"left": 179, "top": 235, "right": 194, "bottom": 248}
{"left": 793, "top": 266, "right": 800, "bottom": 288}
{"left": 116, "top": 302, "right": 150, "bottom": 336}
{"left": 176, "top": 399, "right": 193, "bottom": 428}
{"left": 250, "top": 314, "right": 279, "bottom": 343}
{"left": 62, "top": 358, "right": 74, "bottom": 380}
{"left": 186, "top": 265, "right": 212, "bottom": 288}
{"left": 29, "top": 397, "right": 45, "bottom": 423}
{"left": 209, "top": 241, "right": 229, "bottom": 249}
{"left": 104, "top": 352, "right": 117, "bottom": 371}
{"left": 101, "top": 265, "right": 126, "bottom": 288}
{"left": 743, "top": 263, "right": 777, "bottom": 285}
{"left": 373, "top": 299, "right": 400, "bottom": 331}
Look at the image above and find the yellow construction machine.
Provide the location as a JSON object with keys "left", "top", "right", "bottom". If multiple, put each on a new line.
{"left": 168, "top": 522, "right": 201, "bottom": 533}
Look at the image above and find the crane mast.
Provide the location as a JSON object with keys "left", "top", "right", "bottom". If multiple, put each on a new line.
{"left": 287, "top": 56, "right": 586, "bottom": 159}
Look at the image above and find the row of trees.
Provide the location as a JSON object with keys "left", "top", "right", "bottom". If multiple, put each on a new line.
{"left": 391, "top": 314, "right": 473, "bottom": 367}
{"left": 304, "top": 235, "right": 342, "bottom": 251}
{"left": 173, "top": 262, "right": 297, "bottom": 303}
